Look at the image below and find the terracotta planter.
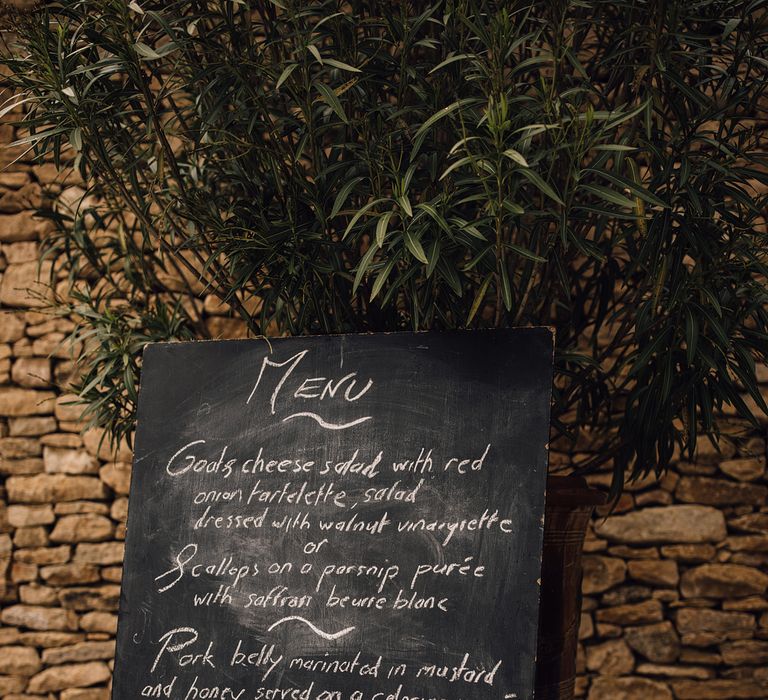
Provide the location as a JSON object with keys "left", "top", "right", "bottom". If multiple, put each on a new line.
{"left": 535, "top": 475, "right": 608, "bottom": 700}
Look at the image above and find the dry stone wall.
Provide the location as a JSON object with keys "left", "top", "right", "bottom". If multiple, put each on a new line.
{"left": 564, "top": 427, "right": 768, "bottom": 699}
{"left": 1, "top": 81, "right": 767, "bottom": 700}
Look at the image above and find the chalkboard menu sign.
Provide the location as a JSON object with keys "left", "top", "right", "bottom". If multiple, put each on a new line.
{"left": 113, "top": 329, "right": 554, "bottom": 700}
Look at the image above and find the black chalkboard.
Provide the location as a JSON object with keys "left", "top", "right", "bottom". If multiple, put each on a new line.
{"left": 113, "top": 329, "right": 554, "bottom": 700}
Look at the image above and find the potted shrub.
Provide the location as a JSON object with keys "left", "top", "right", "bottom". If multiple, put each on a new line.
{"left": 3, "top": 1, "right": 767, "bottom": 696}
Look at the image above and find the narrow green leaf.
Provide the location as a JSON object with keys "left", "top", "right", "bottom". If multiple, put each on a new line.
{"left": 69, "top": 128, "right": 82, "bottom": 152}
{"left": 466, "top": 273, "right": 492, "bottom": 325}
{"left": 411, "top": 98, "right": 480, "bottom": 161}
{"left": 453, "top": 217, "right": 486, "bottom": 240}
{"left": 500, "top": 264, "right": 512, "bottom": 311}
{"left": 580, "top": 183, "right": 636, "bottom": 209}
{"left": 331, "top": 176, "right": 364, "bottom": 218}
{"left": 505, "top": 242, "right": 546, "bottom": 263}
{"left": 428, "top": 53, "right": 471, "bottom": 74}
{"left": 503, "top": 149, "right": 528, "bottom": 167}
{"left": 0, "top": 95, "right": 36, "bottom": 120}
{"left": 402, "top": 164, "right": 417, "bottom": 192}
{"left": 370, "top": 257, "right": 397, "bottom": 301}
{"left": 563, "top": 47, "right": 588, "bottom": 78}
{"left": 502, "top": 200, "right": 524, "bottom": 215}
{"left": 439, "top": 259, "right": 462, "bottom": 296}
{"left": 316, "top": 82, "right": 348, "bottom": 124}
{"left": 605, "top": 100, "right": 649, "bottom": 129}
{"left": 375, "top": 211, "right": 394, "bottom": 247}
{"left": 307, "top": 44, "right": 323, "bottom": 64}
{"left": 426, "top": 239, "right": 440, "bottom": 278}
{"left": 416, "top": 203, "right": 452, "bottom": 234}
{"left": 404, "top": 229, "right": 428, "bottom": 264}
{"left": 343, "top": 198, "right": 387, "bottom": 239}
{"left": 449, "top": 136, "right": 480, "bottom": 155}
{"left": 275, "top": 63, "right": 298, "bottom": 90}
{"left": 519, "top": 168, "right": 564, "bottom": 205}
{"left": 439, "top": 155, "right": 475, "bottom": 181}
{"left": 584, "top": 168, "right": 667, "bottom": 208}
{"left": 352, "top": 242, "right": 379, "bottom": 294}
{"left": 593, "top": 144, "right": 638, "bottom": 152}
{"left": 722, "top": 17, "right": 741, "bottom": 39}
{"left": 324, "top": 58, "right": 361, "bottom": 73}
{"left": 134, "top": 42, "right": 163, "bottom": 60}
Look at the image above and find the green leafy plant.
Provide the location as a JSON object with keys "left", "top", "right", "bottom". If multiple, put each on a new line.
{"left": 2, "top": 0, "right": 767, "bottom": 494}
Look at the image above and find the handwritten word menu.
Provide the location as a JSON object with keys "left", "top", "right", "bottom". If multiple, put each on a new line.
{"left": 113, "top": 330, "right": 553, "bottom": 700}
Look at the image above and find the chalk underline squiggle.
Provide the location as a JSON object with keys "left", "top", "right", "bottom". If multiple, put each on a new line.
{"left": 267, "top": 616, "right": 356, "bottom": 640}
{"left": 282, "top": 412, "right": 371, "bottom": 430}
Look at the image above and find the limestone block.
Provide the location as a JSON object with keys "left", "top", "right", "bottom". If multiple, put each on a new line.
{"left": 8, "top": 416, "right": 57, "bottom": 436}
{"left": 11, "top": 357, "right": 50, "bottom": 388}
{"left": 0, "top": 212, "right": 50, "bottom": 243}
{"left": 729, "top": 513, "right": 768, "bottom": 534}
{"left": 27, "top": 661, "right": 111, "bottom": 693}
{"left": 0, "top": 676, "right": 27, "bottom": 695}
{"left": 0, "top": 458, "right": 44, "bottom": 476}
{"left": 6, "top": 505, "right": 54, "bottom": 527}
{"left": 719, "top": 457, "right": 766, "bottom": 482}
{"left": 73, "top": 542, "right": 124, "bottom": 565}
{"left": 0, "top": 388, "right": 56, "bottom": 417}
{"left": 32, "top": 332, "right": 80, "bottom": 359}
{"left": 6, "top": 474, "right": 108, "bottom": 503}
{"left": 55, "top": 394, "right": 83, "bottom": 422}
{"left": 42, "top": 641, "right": 116, "bottom": 665}
{"left": 41, "top": 433, "right": 84, "bottom": 449}
{"left": 594, "top": 506, "right": 726, "bottom": 544}
{"left": 680, "top": 563, "right": 768, "bottom": 598}
{"left": 0, "top": 182, "right": 41, "bottom": 214}
{"left": 659, "top": 544, "right": 716, "bottom": 563}
{"left": 675, "top": 608, "right": 754, "bottom": 637}
{"left": 1, "top": 241, "right": 38, "bottom": 263}
{"left": 14, "top": 545, "right": 70, "bottom": 565}
{"left": 79, "top": 611, "right": 117, "bottom": 634}
{"left": 0, "top": 646, "right": 41, "bottom": 675}
{"left": 582, "top": 556, "right": 627, "bottom": 594}
{"left": 40, "top": 562, "right": 100, "bottom": 586}
{"left": 83, "top": 428, "right": 132, "bottom": 462}
{"left": 56, "top": 501, "right": 109, "bottom": 516}
{"left": 13, "top": 526, "right": 48, "bottom": 548}
{"left": 675, "top": 476, "right": 768, "bottom": 506}
{"left": 585, "top": 638, "right": 635, "bottom": 675}
{"left": 50, "top": 514, "right": 114, "bottom": 543}
{"left": 19, "top": 583, "right": 58, "bottom": 605}
{"left": 595, "top": 599, "right": 663, "bottom": 626}
{"left": 43, "top": 447, "right": 99, "bottom": 475}
{"left": 0, "top": 437, "right": 41, "bottom": 458}
{"left": 670, "top": 680, "right": 767, "bottom": 699}
{"left": 0, "top": 604, "right": 79, "bottom": 631}
{"left": 720, "top": 639, "right": 768, "bottom": 665}
{"left": 18, "top": 631, "right": 84, "bottom": 648}
{"left": 110, "top": 498, "right": 128, "bottom": 523}
{"left": 0, "top": 261, "right": 53, "bottom": 307}
{"left": 60, "top": 688, "right": 110, "bottom": 700}
{"left": 624, "top": 621, "right": 680, "bottom": 663}
{"left": 99, "top": 462, "right": 131, "bottom": 495}
{"left": 58, "top": 585, "right": 121, "bottom": 611}
{"left": 0, "top": 311, "right": 25, "bottom": 342}
{"left": 627, "top": 560, "right": 679, "bottom": 587}
{"left": 587, "top": 677, "right": 672, "bottom": 700}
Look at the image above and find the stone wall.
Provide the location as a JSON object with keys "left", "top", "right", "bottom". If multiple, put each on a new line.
{"left": 570, "top": 431, "right": 768, "bottom": 699}
{"left": 0, "top": 103, "right": 125, "bottom": 700}
{"left": 1, "top": 86, "right": 767, "bottom": 700}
